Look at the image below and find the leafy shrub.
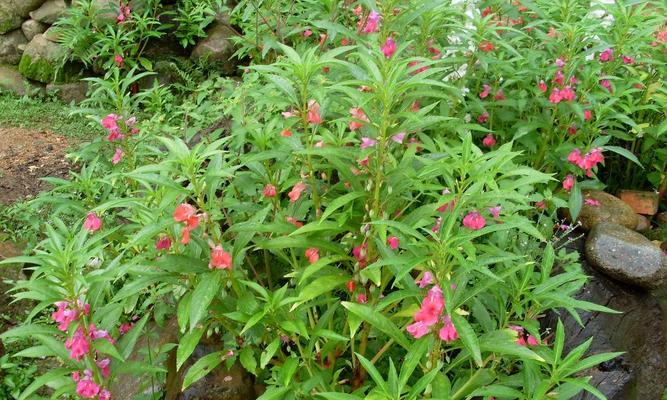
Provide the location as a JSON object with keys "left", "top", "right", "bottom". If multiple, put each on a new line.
{"left": 3, "top": 0, "right": 666, "bottom": 399}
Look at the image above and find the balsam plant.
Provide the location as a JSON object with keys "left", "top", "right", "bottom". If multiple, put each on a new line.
{"left": 4, "top": 0, "right": 665, "bottom": 399}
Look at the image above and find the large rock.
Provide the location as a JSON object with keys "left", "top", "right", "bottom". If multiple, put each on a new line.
{"left": 29, "top": 0, "right": 67, "bottom": 25}
{"left": 190, "top": 22, "right": 238, "bottom": 75}
{"left": 0, "top": 0, "right": 47, "bottom": 34}
{"left": 0, "top": 29, "right": 27, "bottom": 64}
{"left": 551, "top": 236, "right": 667, "bottom": 400}
{"left": 46, "top": 81, "right": 88, "bottom": 103}
{"left": 0, "top": 64, "right": 37, "bottom": 95}
{"left": 565, "top": 190, "right": 639, "bottom": 231}
{"left": 21, "top": 19, "right": 47, "bottom": 41}
{"left": 585, "top": 222, "right": 667, "bottom": 289}
{"left": 18, "top": 34, "right": 74, "bottom": 83}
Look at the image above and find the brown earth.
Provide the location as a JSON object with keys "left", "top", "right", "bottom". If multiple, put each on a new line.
{"left": 0, "top": 127, "right": 72, "bottom": 204}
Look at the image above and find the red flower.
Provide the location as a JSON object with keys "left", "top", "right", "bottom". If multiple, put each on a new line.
{"left": 477, "top": 112, "right": 489, "bottom": 123}
{"left": 307, "top": 100, "right": 322, "bottom": 124}
{"left": 263, "top": 184, "right": 277, "bottom": 198}
{"left": 387, "top": 236, "right": 399, "bottom": 250}
{"left": 209, "top": 245, "right": 232, "bottom": 270}
{"left": 538, "top": 80, "right": 547, "bottom": 92}
{"left": 479, "top": 40, "right": 495, "bottom": 52}
{"left": 463, "top": 211, "right": 486, "bottom": 230}
{"left": 155, "top": 236, "right": 171, "bottom": 250}
{"left": 482, "top": 134, "right": 496, "bottom": 148}
{"left": 562, "top": 175, "right": 574, "bottom": 191}
{"left": 584, "top": 109, "right": 592, "bottom": 121}
{"left": 280, "top": 129, "right": 293, "bottom": 137}
{"left": 288, "top": 182, "right": 307, "bottom": 202}
{"left": 305, "top": 248, "right": 320, "bottom": 264}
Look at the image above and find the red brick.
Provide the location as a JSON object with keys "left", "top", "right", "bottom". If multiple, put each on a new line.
{"left": 618, "top": 190, "right": 659, "bottom": 215}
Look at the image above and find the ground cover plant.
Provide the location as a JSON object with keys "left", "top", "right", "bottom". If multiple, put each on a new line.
{"left": 1, "top": 0, "right": 666, "bottom": 399}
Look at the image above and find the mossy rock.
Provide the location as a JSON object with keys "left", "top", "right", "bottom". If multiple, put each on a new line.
{"left": 18, "top": 34, "right": 79, "bottom": 83}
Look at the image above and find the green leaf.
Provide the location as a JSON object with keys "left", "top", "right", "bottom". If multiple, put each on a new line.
{"left": 240, "top": 346, "right": 257, "bottom": 375}
{"left": 189, "top": 271, "right": 222, "bottom": 331}
{"left": 603, "top": 145, "right": 643, "bottom": 169}
{"left": 294, "top": 274, "right": 349, "bottom": 308}
{"left": 260, "top": 338, "right": 281, "bottom": 369}
{"left": 342, "top": 302, "right": 411, "bottom": 350}
{"left": 399, "top": 338, "right": 430, "bottom": 389}
{"left": 469, "top": 385, "right": 525, "bottom": 398}
{"left": 182, "top": 351, "right": 224, "bottom": 390}
{"left": 356, "top": 353, "right": 390, "bottom": 395}
{"left": 18, "top": 369, "right": 70, "bottom": 400}
{"left": 177, "top": 326, "right": 206, "bottom": 371}
{"left": 94, "top": 339, "right": 125, "bottom": 362}
{"left": 118, "top": 313, "right": 150, "bottom": 360}
{"left": 317, "top": 393, "right": 363, "bottom": 400}
{"left": 320, "top": 191, "right": 366, "bottom": 222}
{"left": 568, "top": 183, "right": 583, "bottom": 222}
{"left": 451, "top": 314, "right": 482, "bottom": 366}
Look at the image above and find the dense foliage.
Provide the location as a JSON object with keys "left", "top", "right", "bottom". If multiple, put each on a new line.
{"left": 1, "top": 0, "right": 665, "bottom": 399}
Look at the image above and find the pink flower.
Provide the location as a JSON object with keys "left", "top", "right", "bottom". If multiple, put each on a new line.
{"left": 52, "top": 302, "right": 77, "bottom": 331}
{"left": 111, "top": 148, "right": 123, "bottom": 165}
{"left": 155, "top": 236, "right": 171, "bottom": 251}
{"left": 463, "top": 211, "right": 486, "bottom": 230}
{"left": 438, "top": 315, "right": 459, "bottom": 342}
{"left": 360, "top": 137, "right": 377, "bottom": 149}
{"left": 559, "top": 86, "right": 576, "bottom": 101}
{"left": 307, "top": 100, "right": 322, "bottom": 124}
{"left": 416, "top": 271, "right": 434, "bottom": 288}
{"left": 622, "top": 55, "right": 635, "bottom": 65}
{"left": 535, "top": 200, "right": 546, "bottom": 210}
{"left": 66, "top": 327, "right": 90, "bottom": 361}
{"left": 114, "top": 54, "right": 123, "bottom": 67}
{"left": 363, "top": 11, "right": 381, "bottom": 33}
{"left": 288, "top": 182, "right": 307, "bottom": 202}
{"left": 562, "top": 175, "right": 575, "bottom": 191}
{"left": 305, "top": 248, "right": 320, "bottom": 264}
{"left": 391, "top": 132, "right": 406, "bottom": 143}
{"left": 286, "top": 216, "right": 303, "bottom": 228}
{"left": 117, "top": 3, "right": 131, "bottom": 23}
{"left": 600, "top": 79, "right": 612, "bottom": 92}
{"left": 494, "top": 89, "right": 505, "bottom": 101}
{"left": 482, "top": 134, "right": 496, "bottom": 148}
{"left": 477, "top": 112, "right": 489, "bottom": 123}
{"left": 488, "top": 206, "right": 501, "bottom": 218}
{"left": 413, "top": 286, "right": 445, "bottom": 326}
{"left": 303, "top": 29, "right": 312, "bottom": 37}
{"left": 96, "top": 358, "right": 111, "bottom": 378}
{"left": 585, "top": 198, "right": 601, "bottom": 206}
{"left": 526, "top": 335, "right": 539, "bottom": 346}
{"left": 352, "top": 243, "right": 368, "bottom": 265}
{"left": 83, "top": 212, "right": 102, "bottom": 232}
{"left": 99, "top": 389, "right": 111, "bottom": 400}
{"left": 282, "top": 110, "right": 296, "bottom": 118}
{"left": 599, "top": 48, "right": 614, "bottom": 62}
{"left": 119, "top": 323, "right": 133, "bottom": 335}
{"left": 553, "top": 70, "right": 565, "bottom": 85}
{"left": 567, "top": 148, "right": 583, "bottom": 165}
{"left": 406, "top": 321, "right": 430, "bottom": 338}
{"left": 584, "top": 109, "right": 592, "bottom": 121}
{"left": 568, "top": 124, "right": 577, "bottom": 135}
{"left": 76, "top": 378, "right": 100, "bottom": 398}
{"left": 538, "top": 80, "right": 547, "bottom": 92}
{"left": 358, "top": 155, "right": 370, "bottom": 167}
{"left": 555, "top": 57, "right": 566, "bottom": 68}
{"left": 263, "top": 184, "right": 277, "bottom": 198}
{"left": 209, "top": 245, "right": 232, "bottom": 270}
{"left": 570, "top": 76, "right": 578, "bottom": 85}
{"left": 357, "top": 293, "right": 368, "bottom": 303}
{"left": 349, "top": 107, "right": 369, "bottom": 131}
{"left": 72, "top": 371, "right": 80, "bottom": 381}
{"left": 479, "top": 84, "right": 491, "bottom": 99}
{"left": 387, "top": 236, "right": 399, "bottom": 250}
{"left": 89, "top": 324, "right": 115, "bottom": 344}
{"left": 431, "top": 216, "right": 442, "bottom": 232}
{"left": 381, "top": 37, "right": 397, "bottom": 58}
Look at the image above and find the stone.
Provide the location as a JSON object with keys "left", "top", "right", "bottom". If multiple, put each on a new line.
{"left": 164, "top": 338, "right": 257, "bottom": 400}
{"left": 190, "top": 22, "right": 238, "bottom": 75}
{"left": 550, "top": 236, "right": 667, "bottom": 400}
{"left": 0, "top": 64, "right": 36, "bottom": 95}
{"left": 0, "top": 0, "right": 47, "bottom": 34}
{"left": 585, "top": 222, "right": 667, "bottom": 289}
{"left": 21, "top": 19, "right": 47, "bottom": 41}
{"left": 0, "top": 29, "right": 27, "bottom": 64}
{"left": 564, "top": 190, "right": 639, "bottom": 231}
{"left": 29, "top": 0, "right": 67, "bottom": 25}
{"left": 46, "top": 81, "right": 88, "bottom": 103}
{"left": 635, "top": 214, "right": 650, "bottom": 232}
{"left": 658, "top": 212, "right": 667, "bottom": 226}
{"left": 42, "top": 26, "right": 61, "bottom": 42}
{"left": 618, "top": 190, "right": 659, "bottom": 215}
{"left": 18, "top": 34, "right": 76, "bottom": 83}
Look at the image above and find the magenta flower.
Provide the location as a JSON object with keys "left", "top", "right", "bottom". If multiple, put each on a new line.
{"left": 357, "top": 293, "right": 368, "bottom": 303}
{"left": 307, "top": 100, "right": 322, "bottom": 124}
{"left": 76, "top": 378, "right": 100, "bottom": 398}
{"left": 555, "top": 57, "right": 566, "bottom": 67}
{"left": 488, "top": 206, "right": 501, "bottom": 219}
{"left": 391, "top": 132, "right": 406, "bottom": 144}
{"left": 99, "top": 389, "right": 112, "bottom": 400}
{"left": 83, "top": 212, "right": 102, "bottom": 232}
{"left": 65, "top": 327, "right": 90, "bottom": 361}
{"left": 381, "top": 37, "right": 397, "bottom": 58}
{"left": 477, "top": 112, "right": 489, "bottom": 123}
{"left": 406, "top": 321, "right": 430, "bottom": 338}
{"left": 622, "top": 55, "right": 635, "bottom": 65}
{"left": 482, "top": 134, "right": 496, "bottom": 148}
{"left": 584, "top": 109, "right": 592, "bottom": 121}
{"left": 288, "top": 182, "right": 307, "bottom": 202}
{"left": 585, "top": 198, "right": 601, "bottom": 206}
{"left": 562, "top": 174, "right": 575, "bottom": 191}
{"left": 349, "top": 107, "right": 369, "bottom": 131}
{"left": 438, "top": 315, "right": 459, "bottom": 342}
{"left": 494, "top": 89, "right": 505, "bottom": 101}
{"left": 538, "top": 80, "right": 547, "bottom": 92}
{"left": 599, "top": 48, "right": 614, "bottom": 62}
{"left": 360, "top": 137, "right": 378, "bottom": 149}
{"left": 600, "top": 79, "right": 612, "bottom": 92}
{"left": 305, "top": 247, "right": 320, "bottom": 264}
{"left": 479, "top": 84, "right": 491, "bottom": 99}
{"left": 97, "top": 358, "right": 111, "bottom": 378}
{"left": 303, "top": 29, "right": 312, "bottom": 37}
{"left": 363, "top": 11, "right": 381, "bottom": 33}
{"left": 387, "top": 236, "right": 399, "bottom": 250}
{"left": 111, "top": 148, "right": 123, "bottom": 165}
{"left": 553, "top": 70, "right": 564, "bottom": 86}
{"left": 52, "top": 301, "right": 77, "bottom": 331}
{"left": 463, "top": 211, "right": 486, "bottom": 230}
{"left": 416, "top": 271, "right": 434, "bottom": 288}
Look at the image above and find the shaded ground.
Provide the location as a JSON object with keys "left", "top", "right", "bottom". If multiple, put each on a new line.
{"left": 0, "top": 127, "right": 72, "bottom": 204}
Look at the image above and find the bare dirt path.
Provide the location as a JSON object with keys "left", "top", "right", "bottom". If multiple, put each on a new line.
{"left": 0, "top": 127, "right": 72, "bottom": 204}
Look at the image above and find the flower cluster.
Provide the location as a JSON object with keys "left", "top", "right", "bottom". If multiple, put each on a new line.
{"left": 100, "top": 114, "right": 139, "bottom": 165}
{"left": 567, "top": 148, "right": 605, "bottom": 177}
{"left": 406, "top": 285, "right": 459, "bottom": 342}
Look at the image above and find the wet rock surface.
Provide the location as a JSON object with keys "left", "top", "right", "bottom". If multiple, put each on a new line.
{"left": 564, "top": 190, "right": 639, "bottom": 231}
{"left": 585, "top": 222, "right": 667, "bottom": 289}
{"left": 190, "top": 22, "right": 238, "bottom": 75}
{"left": 554, "top": 238, "right": 667, "bottom": 400}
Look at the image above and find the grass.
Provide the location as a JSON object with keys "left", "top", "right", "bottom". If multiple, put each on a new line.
{"left": 0, "top": 90, "right": 101, "bottom": 138}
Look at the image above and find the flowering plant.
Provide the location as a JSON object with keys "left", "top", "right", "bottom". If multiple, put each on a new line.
{"left": 5, "top": 0, "right": 665, "bottom": 399}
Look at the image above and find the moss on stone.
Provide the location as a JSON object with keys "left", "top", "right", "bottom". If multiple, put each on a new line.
{"left": 18, "top": 53, "right": 75, "bottom": 83}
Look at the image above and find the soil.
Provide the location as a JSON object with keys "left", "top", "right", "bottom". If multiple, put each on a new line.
{"left": 0, "top": 127, "right": 72, "bottom": 204}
